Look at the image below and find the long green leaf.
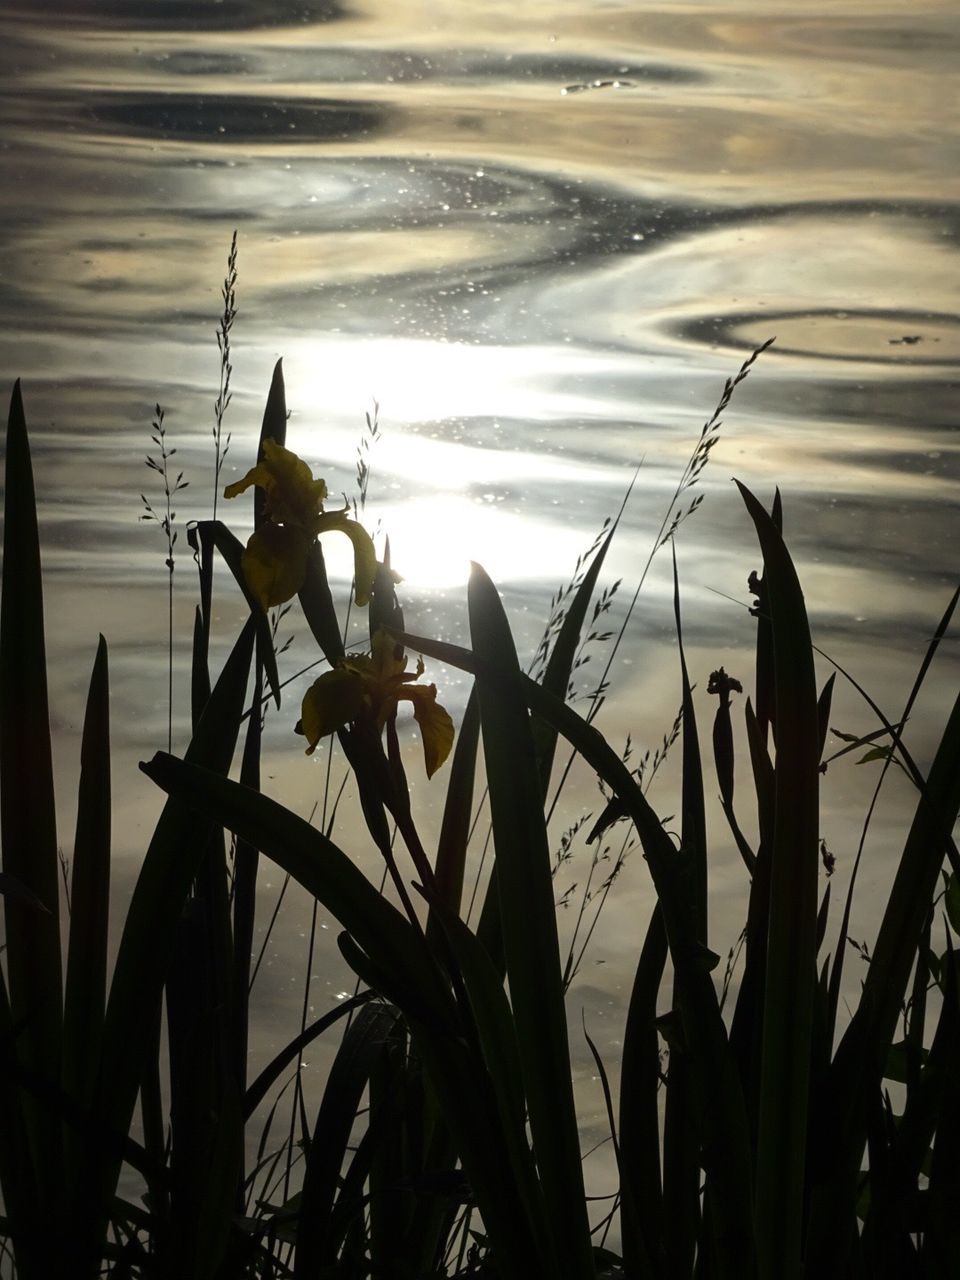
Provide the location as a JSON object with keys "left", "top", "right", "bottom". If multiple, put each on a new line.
{"left": 338, "top": 924, "right": 548, "bottom": 1280}
{"left": 168, "top": 612, "right": 242, "bottom": 1278}
{"left": 663, "top": 543, "right": 707, "bottom": 1277}
{"left": 231, "top": 664, "right": 263, "bottom": 1115}
{"left": 409, "top": 1034, "right": 550, "bottom": 1280}
{"left": 917, "top": 943, "right": 960, "bottom": 1277}
{"left": 861, "top": 937, "right": 955, "bottom": 1272}
{"left": 299, "top": 541, "right": 347, "bottom": 665}
{"left": 736, "top": 481, "right": 820, "bottom": 1280}
{"left": 428, "top": 894, "right": 554, "bottom": 1257}
{"left": 243, "top": 992, "right": 376, "bottom": 1122}
{"left": 254, "top": 359, "right": 287, "bottom": 528}
{"left": 824, "top": 584, "right": 960, "bottom": 1050}
{"left": 712, "top": 667, "right": 757, "bottom": 877}
{"left": 365, "top": 1015, "right": 414, "bottom": 1276}
{"left": 751, "top": 487, "right": 781, "bottom": 748}
{"left": 426, "top": 686, "right": 480, "bottom": 955}
{"left": 536, "top": 526, "right": 614, "bottom": 782}
{"left": 618, "top": 903, "right": 667, "bottom": 1280}
{"left": 142, "top": 753, "right": 549, "bottom": 1280}
{"left": 728, "top": 698, "right": 774, "bottom": 1141}
{"left": 191, "top": 519, "right": 281, "bottom": 707}
{"left": 398, "top": 626, "right": 757, "bottom": 1277}
{"left": 0, "top": 967, "right": 41, "bottom": 1275}
{"left": 164, "top": 883, "right": 239, "bottom": 1280}
{"left": 93, "top": 616, "right": 256, "bottom": 1229}
{"left": 63, "top": 635, "right": 110, "bottom": 1111}
{"left": 0, "top": 380, "right": 63, "bottom": 1230}
{"left": 140, "top": 752, "right": 453, "bottom": 1030}
{"left": 808, "top": 682, "right": 960, "bottom": 1273}
{"left": 294, "top": 1001, "right": 403, "bottom": 1276}
{"left": 467, "top": 562, "right": 595, "bottom": 1280}
{"left": 474, "top": 527, "right": 614, "bottom": 981}
{"left": 61, "top": 635, "right": 112, "bottom": 1250}
{"left": 861, "top": 684, "right": 960, "bottom": 1039}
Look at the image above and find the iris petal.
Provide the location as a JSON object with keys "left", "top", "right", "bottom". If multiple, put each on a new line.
{"left": 299, "top": 668, "right": 367, "bottom": 754}
{"left": 317, "top": 511, "right": 378, "bottom": 607}
{"left": 224, "top": 440, "right": 328, "bottom": 527}
{"left": 241, "top": 524, "right": 311, "bottom": 609}
{"left": 224, "top": 461, "right": 270, "bottom": 501}
{"left": 403, "top": 684, "right": 455, "bottom": 779}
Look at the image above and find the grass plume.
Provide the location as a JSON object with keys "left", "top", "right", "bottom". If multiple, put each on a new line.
{"left": 139, "top": 404, "right": 187, "bottom": 752}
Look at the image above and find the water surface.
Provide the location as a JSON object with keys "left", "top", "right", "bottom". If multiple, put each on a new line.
{"left": 1, "top": 0, "right": 957, "bottom": 1216}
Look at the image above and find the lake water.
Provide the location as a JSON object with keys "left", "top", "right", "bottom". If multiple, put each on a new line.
{"left": 1, "top": 0, "right": 958, "bottom": 1231}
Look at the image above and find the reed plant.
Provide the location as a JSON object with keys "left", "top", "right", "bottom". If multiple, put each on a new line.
{"left": 1, "top": 327, "right": 958, "bottom": 1279}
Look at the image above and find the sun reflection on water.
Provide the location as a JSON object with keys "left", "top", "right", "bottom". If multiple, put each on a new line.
{"left": 288, "top": 334, "right": 629, "bottom": 590}
{"left": 371, "top": 492, "right": 592, "bottom": 590}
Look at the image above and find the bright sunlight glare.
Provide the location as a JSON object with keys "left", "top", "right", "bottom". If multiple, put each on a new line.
{"left": 281, "top": 335, "right": 629, "bottom": 592}
{"left": 384, "top": 494, "right": 595, "bottom": 590}
{"left": 321, "top": 492, "right": 591, "bottom": 592}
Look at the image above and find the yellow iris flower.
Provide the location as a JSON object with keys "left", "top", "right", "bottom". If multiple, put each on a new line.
{"left": 298, "top": 627, "right": 454, "bottom": 778}
{"left": 224, "top": 439, "right": 377, "bottom": 610}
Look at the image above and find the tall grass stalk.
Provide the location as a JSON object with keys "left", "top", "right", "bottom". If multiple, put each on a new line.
{"left": 140, "top": 404, "right": 187, "bottom": 753}
{"left": 212, "top": 228, "right": 237, "bottom": 521}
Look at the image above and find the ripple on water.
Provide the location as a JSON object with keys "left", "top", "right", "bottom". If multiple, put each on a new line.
{"left": 1, "top": 0, "right": 347, "bottom": 31}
